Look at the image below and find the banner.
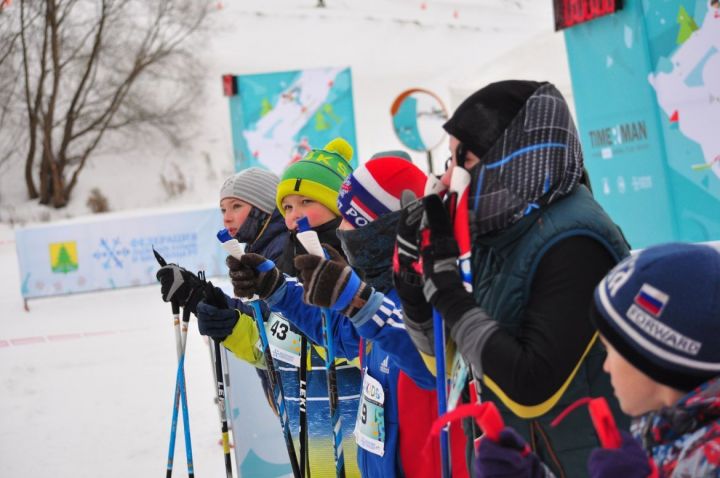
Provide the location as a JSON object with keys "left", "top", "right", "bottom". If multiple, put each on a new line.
{"left": 225, "top": 67, "right": 359, "bottom": 175}
{"left": 564, "top": 0, "right": 720, "bottom": 248}
{"left": 224, "top": 351, "right": 295, "bottom": 477}
{"left": 15, "top": 206, "right": 225, "bottom": 299}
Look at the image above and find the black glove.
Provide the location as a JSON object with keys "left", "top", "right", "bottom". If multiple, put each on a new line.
{"left": 226, "top": 253, "right": 284, "bottom": 300}
{"left": 393, "top": 190, "right": 435, "bottom": 355}
{"left": 420, "top": 194, "right": 477, "bottom": 328}
{"left": 196, "top": 300, "right": 239, "bottom": 342}
{"left": 294, "top": 244, "right": 371, "bottom": 318}
{"left": 393, "top": 190, "right": 433, "bottom": 323}
{"left": 156, "top": 264, "right": 204, "bottom": 314}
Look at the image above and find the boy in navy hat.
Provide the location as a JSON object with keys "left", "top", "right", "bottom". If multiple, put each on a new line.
{"left": 587, "top": 242, "right": 720, "bottom": 477}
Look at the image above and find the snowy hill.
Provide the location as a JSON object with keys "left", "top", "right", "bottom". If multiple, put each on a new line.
{"left": 0, "top": 0, "right": 559, "bottom": 225}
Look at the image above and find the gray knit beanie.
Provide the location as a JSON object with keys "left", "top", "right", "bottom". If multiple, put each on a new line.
{"left": 219, "top": 167, "right": 279, "bottom": 214}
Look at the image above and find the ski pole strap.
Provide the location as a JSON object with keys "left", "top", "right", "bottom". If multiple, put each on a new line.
{"left": 550, "top": 397, "right": 621, "bottom": 449}
{"left": 332, "top": 272, "right": 361, "bottom": 312}
{"left": 257, "top": 259, "right": 276, "bottom": 273}
{"left": 425, "top": 401, "right": 504, "bottom": 453}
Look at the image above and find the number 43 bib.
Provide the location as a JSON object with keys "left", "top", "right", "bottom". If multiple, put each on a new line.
{"left": 261, "top": 313, "right": 302, "bottom": 367}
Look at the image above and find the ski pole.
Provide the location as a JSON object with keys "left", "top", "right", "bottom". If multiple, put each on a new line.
{"left": 296, "top": 217, "right": 346, "bottom": 478}
{"left": 299, "top": 336, "right": 310, "bottom": 478}
{"left": 165, "top": 304, "right": 195, "bottom": 478}
{"left": 192, "top": 269, "right": 234, "bottom": 478}
{"left": 432, "top": 306, "right": 450, "bottom": 478}
{"left": 212, "top": 337, "right": 233, "bottom": 477}
{"left": 154, "top": 248, "right": 195, "bottom": 478}
{"left": 217, "top": 229, "right": 301, "bottom": 478}
{"left": 446, "top": 161, "right": 476, "bottom": 406}
{"left": 421, "top": 212, "right": 453, "bottom": 478}
{"left": 249, "top": 301, "right": 302, "bottom": 478}
{"left": 428, "top": 161, "right": 476, "bottom": 477}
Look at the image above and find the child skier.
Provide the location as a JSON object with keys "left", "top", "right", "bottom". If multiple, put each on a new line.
{"left": 472, "top": 242, "right": 720, "bottom": 478}
{"left": 226, "top": 155, "right": 468, "bottom": 477}
{"left": 155, "top": 166, "right": 286, "bottom": 403}
{"left": 195, "top": 138, "right": 363, "bottom": 478}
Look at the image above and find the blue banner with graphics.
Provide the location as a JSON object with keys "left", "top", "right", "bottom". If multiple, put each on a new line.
{"left": 15, "top": 207, "right": 225, "bottom": 299}
{"left": 564, "top": 0, "right": 720, "bottom": 248}
{"left": 227, "top": 67, "right": 359, "bottom": 175}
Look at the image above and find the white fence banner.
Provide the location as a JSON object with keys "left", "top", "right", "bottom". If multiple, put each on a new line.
{"left": 15, "top": 206, "right": 225, "bottom": 299}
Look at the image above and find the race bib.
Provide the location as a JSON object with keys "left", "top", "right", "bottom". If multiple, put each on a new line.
{"left": 264, "top": 313, "right": 302, "bottom": 367}
{"left": 354, "top": 369, "right": 386, "bottom": 456}
{"left": 448, "top": 351, "right": 469, "bottom": 410}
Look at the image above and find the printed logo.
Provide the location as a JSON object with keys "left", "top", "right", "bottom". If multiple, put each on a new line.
{"left": 605, "top": 254, "right": 638, "bottom": 297}
{"left": 634, "top": 283, "right": 669, "bottom": 317}
{"left": 49, "top": 241, "right": 79, "bottom": 274}
{"left": 379, "top": 355, "right": 390, "bottom": 374}
{"left": 93, "top": 238, "right": 130, "bottom": 269}
{"left": 626, "top": 303, "right": 701, "bottom": 356}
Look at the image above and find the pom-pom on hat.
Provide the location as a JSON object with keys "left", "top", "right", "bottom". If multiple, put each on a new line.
{"left": 219, "top": 167, "right": 279, "bottom": 214}
{"left": 276, "top": 137, "right": 354, "bottom": 216}
{"left": 593, "top": 242, "right": 720, "bottom": 391}
{"left": 337, "top": 154, "right": 427, "bottom": 229}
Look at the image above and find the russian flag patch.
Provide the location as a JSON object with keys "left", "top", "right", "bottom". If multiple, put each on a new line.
{"left": 634, "top": 283, "right": 669, "bottom": 317}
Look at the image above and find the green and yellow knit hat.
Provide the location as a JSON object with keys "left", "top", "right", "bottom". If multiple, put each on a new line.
{"left": 276, "top": 138, "right": 354, "bottom": 216}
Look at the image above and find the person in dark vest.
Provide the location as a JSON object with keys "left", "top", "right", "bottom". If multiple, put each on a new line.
{"left": 473, "top": 242, "right": 720, "bottom": 478}
{"left": 395, "top": 80, "right": 631, "bottom": 478}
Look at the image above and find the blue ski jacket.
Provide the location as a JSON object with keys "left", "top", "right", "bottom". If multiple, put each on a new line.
{"left": 266, "top": 276, "right": 436, "bottom": 477}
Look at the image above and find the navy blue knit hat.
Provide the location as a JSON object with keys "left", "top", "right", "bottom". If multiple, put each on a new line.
{"left": 593, "top": 242, "right": 720, "bottom": 391}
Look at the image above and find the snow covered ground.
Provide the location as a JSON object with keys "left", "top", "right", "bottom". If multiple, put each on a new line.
{"left": 0, "top": 222, "right": 236, "bottom": 476}
{"left": 0, "top": 1, "right": 563, "bottom": 476}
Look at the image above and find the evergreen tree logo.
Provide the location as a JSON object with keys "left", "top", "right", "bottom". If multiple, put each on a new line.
{"left": 677, "top": 5, "right": 699, "bottom": 45}
{"left": 50, "top": 242, "right": 79, "bottom": 274}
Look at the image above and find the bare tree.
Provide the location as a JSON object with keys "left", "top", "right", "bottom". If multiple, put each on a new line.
{"left": 1, "top": 0, "right": 210, "bottom": 208}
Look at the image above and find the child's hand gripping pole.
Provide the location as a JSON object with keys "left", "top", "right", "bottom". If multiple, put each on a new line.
{"left": 295, "top": 217, "right": 346, "bottom": 478}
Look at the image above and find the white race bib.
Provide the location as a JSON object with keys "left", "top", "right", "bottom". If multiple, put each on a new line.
{"left": 353, "top": 369, "right": 386, "bottom": 456}
{"left": 264, "top": 313, "right": 302, "bottom": 367}
{"left": 448, "top": 351, "right": 469, "bottom": 410}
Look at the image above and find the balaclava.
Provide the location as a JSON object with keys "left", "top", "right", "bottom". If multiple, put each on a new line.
{"left": 335, "top": 155, "right": 428, "bottom": 292}
{"left": 444, "top": 81, "right": 583, "bottom": 237}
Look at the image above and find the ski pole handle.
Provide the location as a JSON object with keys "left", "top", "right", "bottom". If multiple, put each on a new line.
{"left": 296, "top": 217, "right": 326, "bottom": 258}
{"left": 153, "top": 247, "right": 168, "bottom": 267}
{"left": 550, "top": 396, "right": 622, "bottom": 449}
{"left": 588, "top": 398, "right": 622, "bottom": 449}
{"left": 217, "top": 229, "right": 245, "bottom": 259}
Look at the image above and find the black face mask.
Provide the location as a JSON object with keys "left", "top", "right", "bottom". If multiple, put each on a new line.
{"left": 278, "top": 217, "right": 344, "bottom": 276}
{"left": 336, "top": 211, "right": 400, "bottom": 294}
{"left": 234, "top": 207, "right": 270, "bottom": 244}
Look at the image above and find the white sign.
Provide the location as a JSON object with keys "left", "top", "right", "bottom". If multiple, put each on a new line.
{"left": 15, "top": 206, "right": 225, "bottom": 299}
